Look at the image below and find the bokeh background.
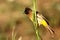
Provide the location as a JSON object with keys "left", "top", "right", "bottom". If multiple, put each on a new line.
{"left": 0, "top": 0, "right": 60, "bottom": 40}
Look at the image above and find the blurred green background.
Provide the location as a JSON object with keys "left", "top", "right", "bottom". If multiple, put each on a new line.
{"left": 0, "top": 0, "right": 60, "bottom": 40}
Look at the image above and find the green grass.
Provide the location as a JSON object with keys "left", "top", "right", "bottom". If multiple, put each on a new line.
{"left": 32, "top": 0, "right": 41, "bottom": 40}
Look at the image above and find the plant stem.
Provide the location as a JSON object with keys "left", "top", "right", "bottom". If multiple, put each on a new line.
{"left": 32, "top": 0, "right": 41, "bottom": 40}
{"left": 12, "top": 26, "right": 15, "bottom": 40}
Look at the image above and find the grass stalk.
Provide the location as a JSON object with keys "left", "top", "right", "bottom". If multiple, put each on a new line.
{"left": 32, "top": 0, "right": 41, "bottom": 40}
{"left": 12, "top": 26, "right": 15, "bottom": 40}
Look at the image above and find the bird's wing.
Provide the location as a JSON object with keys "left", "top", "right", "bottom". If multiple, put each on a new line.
{"left": 37, "top": 14, "right": 54, "bottom": 36}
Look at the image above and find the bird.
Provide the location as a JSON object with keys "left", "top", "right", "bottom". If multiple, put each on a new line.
{"left": 24, "top": 7, "right": 55, "bottom": 37}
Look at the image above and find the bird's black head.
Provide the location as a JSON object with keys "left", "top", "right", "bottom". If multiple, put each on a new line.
{"left": 24, "top": 7, "right": 32, "bottom": 14}
{"left": 24, "top": 7, "right": 39, "bottom": 14}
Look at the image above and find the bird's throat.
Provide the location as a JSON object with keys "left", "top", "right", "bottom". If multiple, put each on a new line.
{"left": 27, "top": 13, "right": 33, "bottom": 21}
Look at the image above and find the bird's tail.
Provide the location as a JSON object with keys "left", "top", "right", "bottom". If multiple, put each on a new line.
{"left": 46, "top": 25, "right": 55, "bottom": 38}
{"left": 47, "top": 25, "right": 54, "bottom": 34}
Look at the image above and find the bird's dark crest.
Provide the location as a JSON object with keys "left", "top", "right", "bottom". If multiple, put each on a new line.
{"left": 24, "top": 7, "right": 39, "bottom": 14}
{"left": 24, "top": 7, "right": 32, "bottom": 14}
